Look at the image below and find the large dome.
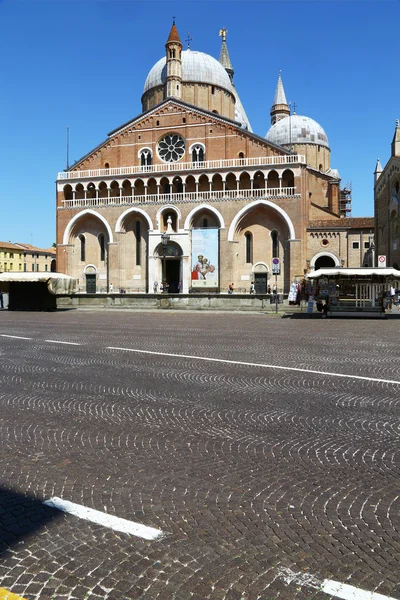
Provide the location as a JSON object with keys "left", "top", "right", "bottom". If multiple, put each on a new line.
{"left": 265, "top": 115, "right": 329, "bottom": 148}
{"left": 144, "top": 49, "right": 234, "bottom": 94}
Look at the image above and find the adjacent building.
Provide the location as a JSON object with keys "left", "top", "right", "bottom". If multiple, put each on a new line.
{"left": 56, "top": 22, "right": 373, "bottom": 294}
{"left": 374, "top": 121, "right": 400, "bottom": 268}
{"left": 0, "top": 242, "right": 56, "bottom": 273}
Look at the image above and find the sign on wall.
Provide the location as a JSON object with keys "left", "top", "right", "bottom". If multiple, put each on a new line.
{"left": 378, "top": 255, "right": 387, "bottom": 268}
{"left": 191, "top": 229, "right": 219, "bottom": 288}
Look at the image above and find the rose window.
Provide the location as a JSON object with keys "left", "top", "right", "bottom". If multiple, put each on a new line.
{"left": 158, "top": 134, "right": 185, "bottom": 163}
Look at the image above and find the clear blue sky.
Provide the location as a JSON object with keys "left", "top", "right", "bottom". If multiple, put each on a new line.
{"left": 0, "top": 0, "right": 398, "bottom": 248}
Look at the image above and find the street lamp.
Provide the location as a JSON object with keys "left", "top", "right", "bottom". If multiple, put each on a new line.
{"left": 161, "top": 232, "right": 170, "bottom": 292}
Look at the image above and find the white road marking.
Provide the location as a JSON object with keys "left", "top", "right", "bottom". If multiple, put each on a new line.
{"left": 44, "top": 340, "right": 81, "bottom": 346}
{"left": 43, "top": 496, "right": 164, "bottom": 541}
{"left": 0, "top": 334, "right": 32, "bottom": 340}
{"left": 278, "top": 567, "right": 397, "bottom": 600}
{"left": 107, "top": 346, "right": 400, "bottom": 386}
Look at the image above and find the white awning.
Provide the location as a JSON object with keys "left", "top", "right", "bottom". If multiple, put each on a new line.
{"left": 0, "top": 272, "right": 77, "bottom": 294}
{"left": 307, "top": 268, "right": 400, "bottom": 279}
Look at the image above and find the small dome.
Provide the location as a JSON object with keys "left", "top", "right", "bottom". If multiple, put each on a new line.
{"left": 144, "top": 50, "right": 234, "bottom": 94}
{"left": 266, "top": 115, "right": 329, "bottom": 148}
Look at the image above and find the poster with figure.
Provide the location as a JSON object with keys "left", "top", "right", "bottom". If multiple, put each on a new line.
{"left": 191, "top": 228, "right": 219, "bottom": 288}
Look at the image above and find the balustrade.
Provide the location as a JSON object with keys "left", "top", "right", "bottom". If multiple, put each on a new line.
{"left": 60, "top": 187, "right": 300, "bottom": 209}
{"left": 57, "top": 154, "right": 305, "bottom": 181}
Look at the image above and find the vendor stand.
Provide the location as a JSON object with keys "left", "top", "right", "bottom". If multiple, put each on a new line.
{"left": 306, "top": 268, "right": 400, "bottom": 317}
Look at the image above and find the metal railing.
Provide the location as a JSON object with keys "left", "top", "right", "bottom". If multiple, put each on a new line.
{"left": 60, "top": 187, "right": 299, "bottom": 209}
{"left": 57, "top": 154, "right": 306, "bottom": 181}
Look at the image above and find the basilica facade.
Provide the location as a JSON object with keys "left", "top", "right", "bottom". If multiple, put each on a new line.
{"left": 56, "top": 22, "right": 372, "bottom": 294}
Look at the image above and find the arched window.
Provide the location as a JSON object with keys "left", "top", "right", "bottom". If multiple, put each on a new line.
{"left": 79, "top": 235, "right": 85, "bottom": 262}
{"left": 245, "top": 232, "right": 253, "bottom": 264}
{"left": 99, "top": 234, "right": 105, "bottom": 262}
{"left": 135, "top": 221, "right": 141, "bottom": 266}
{"left": 140, "top": 149, "right": 152, "bottom": 167}
{"left": 191, "top": 144, "right": 205, "bottom": 163}
{"left": 104, "top": 162, "right": 110, "bottom": 170}
{"left": 271, "top": 230, "right": 279, "bottom": 258}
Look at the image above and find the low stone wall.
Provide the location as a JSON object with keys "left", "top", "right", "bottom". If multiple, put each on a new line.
{"left": 57, "top": 293, "right": 292, "bottom": 312}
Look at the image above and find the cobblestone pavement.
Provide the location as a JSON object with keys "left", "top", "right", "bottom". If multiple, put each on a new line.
{"left": 0, "top": 311, "right": 399, "bottom": 600}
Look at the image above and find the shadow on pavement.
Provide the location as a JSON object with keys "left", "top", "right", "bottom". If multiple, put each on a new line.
{"left": 0, "top": 486, "right": 61, "bottom": 556}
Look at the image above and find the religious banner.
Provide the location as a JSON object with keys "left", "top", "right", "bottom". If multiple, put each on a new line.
{"left": 191, "top": 228, "right": 219, "bottom": 288}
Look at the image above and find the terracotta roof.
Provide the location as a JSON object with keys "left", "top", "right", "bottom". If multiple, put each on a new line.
{"left": 166, "top": 22, "right": 181, "bottom": 44}
{"left": 0, "top": 241, "right": 21, "bottom": 250}
{"left": 14, "top": 243, "right": 56, "bottom": 254}
{"left": 308, "top": 217, "right": 375, "bottom": 230}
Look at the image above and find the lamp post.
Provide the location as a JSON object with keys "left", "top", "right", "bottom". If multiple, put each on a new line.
{"left": 161, "top": 232, "right": 170, "bottom": 292}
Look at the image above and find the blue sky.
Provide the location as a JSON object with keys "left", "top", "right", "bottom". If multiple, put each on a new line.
{"left": 0, "top": 0, "right": 398, "bottom": 248}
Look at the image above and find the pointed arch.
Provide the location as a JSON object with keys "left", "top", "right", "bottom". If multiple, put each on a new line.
{"left": 184, "top": 204, "right": 226, "bottom": 230}
{"left": 63, "top": 209, "right": 113, "bottom": 245}
{"left": 228, "top": 200, "right": 296, "bottom": 241}
{"left": 115, "top": 207, "right": 154, "bottom": 232}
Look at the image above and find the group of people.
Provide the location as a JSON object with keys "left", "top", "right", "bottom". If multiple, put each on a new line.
{"left": 153, "top": 281, "right": 181, "bottom": 293}
{"left": 191, "top": 255, "right": 217, "bottom": 281}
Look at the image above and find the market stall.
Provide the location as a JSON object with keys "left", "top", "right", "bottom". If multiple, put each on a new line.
{"left": 0, "top": 273, "right": 77, "bottom": 311}
{"left": 306, "top": 268, "right": 400, "bottom": 317}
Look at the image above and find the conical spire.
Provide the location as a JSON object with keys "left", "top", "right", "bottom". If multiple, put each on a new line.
{"left": 374, "top": 158, "right": 383, "bottom": 185}
{"left": 270, "top": 72, "right": 290, "bottom": 125}
{"left": 167, "top": 19, "right": 181, "bottom": 44}
{"left": 219, "top": 28, "right": 234, "bottom": 80}
{"left": 391, "top": 119, "right": 400, "bottom": 158}
{"left": 273, "top": 72, "right": 288, "bottom": 106}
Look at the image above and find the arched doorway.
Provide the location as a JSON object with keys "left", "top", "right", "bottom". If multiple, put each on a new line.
{"left": 84, "top": 265, "right": 97, "bottom": 293}
{"left": 315, "top": 255, "right": 336, "bottom": 269}
{"left": 253, "top": 263, "right": 269, "bottom": 294}
{"left": 155, "top": 241, "right": 183, "bottom": 293}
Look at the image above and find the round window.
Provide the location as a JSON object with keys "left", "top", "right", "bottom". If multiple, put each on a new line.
{"left": 321, "top": 238, "right": 329, "bottom": 247}
{"left": 158, "top": 134, "right": 185, "bottom": 163}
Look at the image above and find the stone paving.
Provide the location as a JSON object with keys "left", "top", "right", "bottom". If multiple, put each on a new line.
{"left": 0, "top": 311, "right": 399, "bottom": 600}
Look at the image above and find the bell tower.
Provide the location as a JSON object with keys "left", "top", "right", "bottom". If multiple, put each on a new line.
{"left": 165, "top": 19, "right": 182, "bottom": 99}
{"left": 270, "top": 72, "right": 290, "bottom": 125}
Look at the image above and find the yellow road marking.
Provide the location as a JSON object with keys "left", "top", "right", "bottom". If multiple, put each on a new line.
{"left": 0, "top": 589, "right": 26, "bottom": 600}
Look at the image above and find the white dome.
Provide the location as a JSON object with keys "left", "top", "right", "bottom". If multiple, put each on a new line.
{"left": 266, "top": 115, "right": 329, "bottom": 148}
{"left": 143, "top": 50, "right": 234, "bottom": 94}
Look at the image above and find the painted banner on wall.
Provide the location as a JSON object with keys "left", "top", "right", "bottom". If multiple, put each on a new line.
{"left": 191, "top": 228, "right": 219, "bottom": 288}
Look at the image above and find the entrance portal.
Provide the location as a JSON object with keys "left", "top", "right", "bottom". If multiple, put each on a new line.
{"left": 86, "top": 274, "right": 96, "bottom": 293}
{"left": 165, "top": 259, "right": 181, "bottom": 293}
{"left": 254, "top": 273, "right": 268, "bottom": 294}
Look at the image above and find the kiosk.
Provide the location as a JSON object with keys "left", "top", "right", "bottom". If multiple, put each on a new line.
{"left": 306, "top": 268, "right": 400, "bottom": 317}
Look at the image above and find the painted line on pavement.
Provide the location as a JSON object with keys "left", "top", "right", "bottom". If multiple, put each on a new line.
{"left": 43, "top": 497, "right": 164, "bottom": 540}
{"left": 0, "top": 335, "right": 32, "bottom": 340}
{"left": 44, "top": 340, "right": 81, "bottom": 346}
{"left": 278, "top": 567, "right": 397, "bottom": 600}
{"left": 107, "top": 346, "right": 400, "bottom": 386}
{"left": 0, "top": 589, "right": 26, "bottom": 600}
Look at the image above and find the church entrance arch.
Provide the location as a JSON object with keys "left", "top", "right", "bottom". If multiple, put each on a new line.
{"left": 154, "top": 241, "right": 183, "bottom": 293}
